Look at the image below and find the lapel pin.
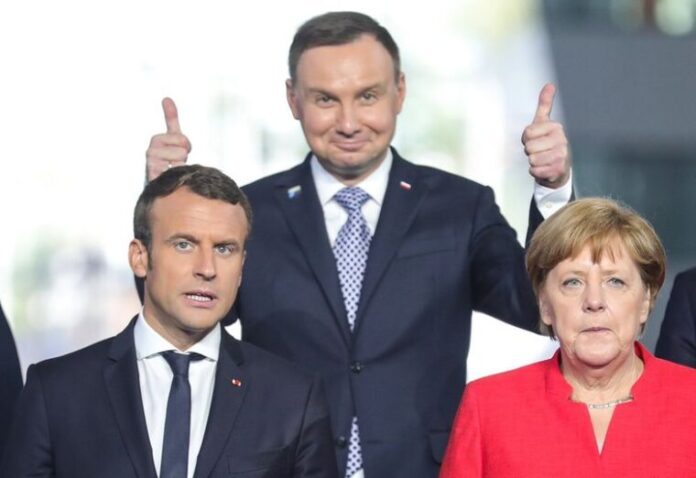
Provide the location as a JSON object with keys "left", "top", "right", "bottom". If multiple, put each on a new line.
{"left": 231, "top": 378, "right": 242, "bottom": 387}
{"left": 287, "top": 185, "right": 302, "bottom": 199}
{"left": 399, "top": 181, "right": 412, "bottom": 191}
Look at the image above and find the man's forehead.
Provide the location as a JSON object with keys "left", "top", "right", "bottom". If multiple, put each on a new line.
{"left": 296, "top": 35, "right": 391, "bottom": 68}
{"left": 150, "top": 189, "right": 247, "bottom": 232}
{"left": 294, "top": 37, "right": 398, "bottom": 88}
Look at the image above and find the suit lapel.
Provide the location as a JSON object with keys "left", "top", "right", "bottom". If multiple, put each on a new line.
{"left": 353, "top": 153, "right": 428, "bottom": 335}
{"left": 103, "top": 317, "right": 158, "bottom": 478}
{"left": 193, "top": 332, "right": 248, "bottom": 478}
{"left": 274, "top": 156, "right": 351, "bottom": 344}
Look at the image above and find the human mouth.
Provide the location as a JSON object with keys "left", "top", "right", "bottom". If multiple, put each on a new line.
{"left": 333, "top": 139, "right": 368, "bottom": 152}
{"left": 582, "top": 327, "right": 610, "bottom": 333}
{"left": 183, "top": 290, "right": 218, "bottom": 308}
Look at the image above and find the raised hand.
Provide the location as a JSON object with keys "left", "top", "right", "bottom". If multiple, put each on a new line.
{"left": 521, "top": 83, "right": 571, "bottom": 189}
{"left": 145, "top": 97, "right": 192, "bottom": 181}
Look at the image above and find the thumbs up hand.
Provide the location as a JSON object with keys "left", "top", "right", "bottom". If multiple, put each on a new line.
{"left": 521, "top": 83, "right": 571, "bottom": 189}
{"left": 145, "top": 97, "right": 192, "bottom": 181}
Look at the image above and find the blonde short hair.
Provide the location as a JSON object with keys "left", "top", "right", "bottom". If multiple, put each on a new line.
{"left": 526, "top": 198, "right": 666, "bottom": 336}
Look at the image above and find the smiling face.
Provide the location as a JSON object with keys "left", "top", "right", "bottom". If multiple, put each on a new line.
{"left": 129, "top": 187, "right": 247, "bottom": 350}
{"left": 539, "top": 240, "right": 651, "bottom": 369}
{"left": 286, "top": 34, "right": 406, "bottom": 185}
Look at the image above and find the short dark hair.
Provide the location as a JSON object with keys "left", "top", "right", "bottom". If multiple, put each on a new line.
{"left": 288, "top": 11, "right": 401, "bottom": 82}
{"left": 134, "top": 165, "right": 252, "bottom": 254}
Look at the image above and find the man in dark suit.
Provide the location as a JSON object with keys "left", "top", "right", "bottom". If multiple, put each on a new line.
{"left": 656, "top": 267, "right": 696, "bottom": 368}
{"left": 1, "top": 165, "right": 337, "bottom": 478}
{"left": 0, "top": 302, "right": 22, "bottom": 460}
{"left": 144, "top": 12, "right": 571, "bottom": 477}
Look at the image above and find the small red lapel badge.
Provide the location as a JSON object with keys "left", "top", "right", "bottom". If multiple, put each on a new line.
{"left": 400, "top": 181, "right": 412, "bottom": 191}
{"left": 231, "top": 378, "right": 242, "bottom": 387}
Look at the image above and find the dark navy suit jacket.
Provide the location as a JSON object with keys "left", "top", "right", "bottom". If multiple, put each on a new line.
{"left": 656, "top": 267, "right": 696, "bottom": 368}
{"left": 0, "top": 319, "right": 338, "bottom": 478}
{"left": 232, "top": 150, "right": 541, "bottom": 477}
{"left": 0, "top": 302, "right": 22, "bottom": 461}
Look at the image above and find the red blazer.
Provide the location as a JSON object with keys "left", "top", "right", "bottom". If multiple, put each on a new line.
{"left": 440, "top": 343, "right": 696, "bottom": 477}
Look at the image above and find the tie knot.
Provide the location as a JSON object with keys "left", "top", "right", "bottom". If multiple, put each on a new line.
{"left": 334, "top": 187, "right": 370, "bottom": 213}
{"left": 161, "top": 351, "right": 203, "bottom": 377}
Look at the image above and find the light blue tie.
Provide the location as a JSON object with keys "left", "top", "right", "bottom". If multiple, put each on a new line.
{"left": 333, "top": 187, "right": 371, "bottom": 477}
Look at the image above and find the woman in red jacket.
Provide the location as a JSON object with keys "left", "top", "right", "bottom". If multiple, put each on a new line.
{"left": 441, "top": 198, "right": 696, "bottom": 477}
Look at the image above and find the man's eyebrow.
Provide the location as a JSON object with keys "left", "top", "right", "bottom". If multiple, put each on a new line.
{"left": 215, "top": 239, "right": 242, "bottom": 248}
{"left": 166, "top": 233, "right": 199, "bottom": 244}
{"left": 306, "top": 87, "right": 337, "bottom": 97}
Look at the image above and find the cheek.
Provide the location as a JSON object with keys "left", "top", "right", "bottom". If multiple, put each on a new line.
{"left": 363, "top": 106, "right": 397, "bottom": 131}
{"left": 301, "top": 107, "right": 335, "bottom": 134}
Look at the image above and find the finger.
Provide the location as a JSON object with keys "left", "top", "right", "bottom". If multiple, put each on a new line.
{"left": 529, "top": 165, "right": 560, "bottom": 182}
{"left": 528, "top": 148, "right": 568, "bottom": 169}
{"left": 523, "top": 136, "right": 561, "bottom": 156}
{"left": 521, "top": 121, "right": 564, "bottom": 144}
{"left": 147, "top": 158, "right": 187, "bottom": 182}
{"left": 146, "top": 146, "right": 191, "bottom": 162}
{"left": 149, "top": 132, "right": 191, "bottom": 150}
{"left": 533, "top": 83, "right": 556, "bottom": 123}
{"left": 162, "top": 97, "right": 182, "bottom": 134}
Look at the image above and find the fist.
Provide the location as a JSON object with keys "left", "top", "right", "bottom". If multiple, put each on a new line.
{"left": 145, "top": 97, "right": 192, "bottom": 182}
{"left": 521, "top": 83, "right": 571, "bottom": 189}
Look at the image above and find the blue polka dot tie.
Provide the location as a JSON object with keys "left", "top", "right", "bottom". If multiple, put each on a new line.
{"left": 333, "top": 187, "right": 371, "bottom": 478}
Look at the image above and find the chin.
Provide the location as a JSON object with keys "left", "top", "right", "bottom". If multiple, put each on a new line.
{"left": 573, "top": 345, "right": 622, "bottom": 368}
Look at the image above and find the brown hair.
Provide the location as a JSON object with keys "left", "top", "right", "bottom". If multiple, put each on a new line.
{"left": 288, "top": 11, "right": 401, "bottom": 83}
{"left": 134, "top": 165, "right": 252, "bottom": 256}
{"left": 526, "top": 198, "right": 666, "bottom": 336}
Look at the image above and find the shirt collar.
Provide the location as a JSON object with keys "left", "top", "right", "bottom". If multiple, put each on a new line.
{"left": 310, "top": 149, "right": 392, "bottom": 206}
{"left": 134, "top": 310, "right": 220, "bottom": 362}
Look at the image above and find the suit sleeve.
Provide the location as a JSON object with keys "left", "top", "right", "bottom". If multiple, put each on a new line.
{"left": 656, "top": 271, "right": 696, "bottom": 368}
{"left": 439, "top": 384, "right": 483, "bottom": 477}
{"left": 525, "top": 197, "right": 545, "bottom": 248}
{"left": 0, "top": 365, "right": 54, "bottom": 477}
{"left": 293, "top": 376, "right": 339, "bottom": 478}
{"left": 0, "top": 303, "right": 22, "bottom": 460}
{"left": 469, "top": 186, "right": 539, "bottom": 334}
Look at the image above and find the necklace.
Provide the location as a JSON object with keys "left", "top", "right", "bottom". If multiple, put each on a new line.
{"left": 585, "top": 395, "right": 634, "bottom": 409}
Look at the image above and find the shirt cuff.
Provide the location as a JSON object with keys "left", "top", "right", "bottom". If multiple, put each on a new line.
{"left": 533, "top": 169, "right": 573, "bottom": 219}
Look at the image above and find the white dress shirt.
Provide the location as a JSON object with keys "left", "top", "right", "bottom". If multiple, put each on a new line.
{"left": 310, "top": 150, "right": 572, "bottom": 239}
{"left": 310, "top": 151, "right": 392, "bottom": 246}
{"left": 134, "top": 313, "right": 219, "bottom": 478}
{"left": 534, "top": 168, "right": 573, "bottom": 219}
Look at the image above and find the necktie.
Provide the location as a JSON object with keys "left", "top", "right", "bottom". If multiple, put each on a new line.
{"left": 333, "top": 187, "right": 371, "bottom": 478}
{"left": 160, "top": 351, "right": 202, "bottom": 478}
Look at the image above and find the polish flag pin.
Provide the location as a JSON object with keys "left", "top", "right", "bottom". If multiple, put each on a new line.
{"left": 399, "top": 181, "right": 412, "bottom": 191}
{"left": 231, "top": 378, "right": 242, "bottom": 387}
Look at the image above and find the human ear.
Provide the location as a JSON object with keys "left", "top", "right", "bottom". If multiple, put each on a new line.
{"left": 129, "top": 239, "right": 149, "bottom": 278}
{"left": 286, "top": 79, "right": 301, "bottom": 120}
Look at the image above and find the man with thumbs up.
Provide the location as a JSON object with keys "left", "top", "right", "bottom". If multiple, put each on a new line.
{"left": 144, "top": 12, "right": 571, "bottom": 478}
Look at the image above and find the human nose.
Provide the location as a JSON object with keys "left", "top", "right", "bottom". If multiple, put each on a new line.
{"left": 336, "top": 103, "right": 360, "bottom": 136}
{"left": 582, "top": 279, "right": 605, "bottom": 313}
{"left": 193, "top": 249, "right": 216, "bottom": 280}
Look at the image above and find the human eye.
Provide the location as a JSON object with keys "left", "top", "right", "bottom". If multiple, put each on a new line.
{"left": 360, "top": 91, "right": 378, "bottom": 103}
{"left": 316, "top": 94, "right": 334, "bottom": 106}
{"left": 173, "top": 240, "right": 193, "bottom": 252}
{"left": 561, "top": 278, "right": 582, "bottom": 288}
{"left": 215, "top": 244, "right": 236, "bottom": 256}
{"left": 607, "top": 277, "right": 626, "bottom": 288}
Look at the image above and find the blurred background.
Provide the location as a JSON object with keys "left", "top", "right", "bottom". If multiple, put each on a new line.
{"left": 1, "top": 0, "right": 694, "bottom": 380}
